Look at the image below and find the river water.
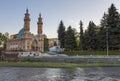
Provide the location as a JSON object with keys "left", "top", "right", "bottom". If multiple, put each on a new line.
{"left": 0, "top": 67, "right": 120, "bottom": 81}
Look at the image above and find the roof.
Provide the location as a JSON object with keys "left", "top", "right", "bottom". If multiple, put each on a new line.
{"left": 17, "top": 28, "right": 24, "bottom": 39}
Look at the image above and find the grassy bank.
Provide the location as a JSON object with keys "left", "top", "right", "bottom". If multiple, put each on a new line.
{"left": 0, "top": 61, "right": 120, "bottom": 68}
{"left": 59, "top": 51, "right": 120, "bottom": 56}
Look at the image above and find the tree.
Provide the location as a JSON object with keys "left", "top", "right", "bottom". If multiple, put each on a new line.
{"left": 65, "top": 26, "right": 77, "bottom": 50}
{"left": 0, "top": 33, "right": 2, "bottom": 45}
{"left": 0, "top": 32, "right": 9, "bottom": 50}
{"left": 106, "top": 4, "right": 120, "bottom": 50}
{"left": 4, "top": 32, "right": 9, "bottom": 39}
{"left": 57, "top": 20, "right": 66, "bottom": 48}
{"left": 79, "top": 20, "right": 84, "bottom": 50}
{"left": 54, "top": 41, "right": 57, "bottom": 46}
{"left": 44, "top": 35, "right": 49, "bottom": 51}
{"left": 98, "top": 13, "right": 108, "bottom": 50}
{"left": 72, "top": 28, "right": 80, "bottom": 48}
{"left": 85, "top": 21, "right": 98, "bottom": 50}
{"left": 82, "top": 30, "right": 89, "bottom": 50}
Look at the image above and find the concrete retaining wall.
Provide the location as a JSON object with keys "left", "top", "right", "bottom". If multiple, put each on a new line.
{"left": 18, "top": 56, "right": 120, "bottom": 63}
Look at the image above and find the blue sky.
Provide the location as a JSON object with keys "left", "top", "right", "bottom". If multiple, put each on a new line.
{"left": 0, "top": 0, "right": 120, "bottom": 38}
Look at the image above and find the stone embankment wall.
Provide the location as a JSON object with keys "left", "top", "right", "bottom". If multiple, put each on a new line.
{"left": 19, "top": 56, "right": 120, "bottom": 63}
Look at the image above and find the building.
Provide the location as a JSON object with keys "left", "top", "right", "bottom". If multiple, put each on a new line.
{"left": 6, "top": 9, "right": 44, "bottom": 52}
{"left": 48, "top": 38, "right": 59, "bottom": 48}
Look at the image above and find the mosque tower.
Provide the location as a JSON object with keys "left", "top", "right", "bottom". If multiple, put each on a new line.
{"left": 23, "top": 9, "right": 32, "bottom": 38}
{"left": 24, "top": 9, "right": 30, "bottom": 33}
{"left": 37, "top": 14, "right": 43, "bottom": 35}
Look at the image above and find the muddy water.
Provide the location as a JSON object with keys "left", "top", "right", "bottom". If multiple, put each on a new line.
{"left": 0, "top": 67, "right": 120, "bottom": 81}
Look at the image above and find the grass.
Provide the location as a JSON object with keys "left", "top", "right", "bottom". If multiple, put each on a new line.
{"left": 59, "top": 50, "right": 120, "bottom": 56}
{"left": 0, "top": 61, "right": 120, "bottom": 68}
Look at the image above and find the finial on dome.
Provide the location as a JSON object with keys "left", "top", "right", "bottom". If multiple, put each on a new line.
{"left": 39, "top": 13, "right": 41, "bottom": 17}
{"left": 26, "top": 8, "right": 29, "bottom": 13}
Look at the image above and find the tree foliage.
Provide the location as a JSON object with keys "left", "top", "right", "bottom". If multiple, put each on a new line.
{"left": 57, "top": 20, "right": 66, "bottom": 48}
{"left": 79, "top": 20, "right": 83, "bottom": 50}
{"left": 106, "top": 4, "right": 120, "bottom": 50}
{"left": 82, "top": 4, "right": 120, "bottom": 51}
{"left": 83, "top": 21, "right": 98, "bottom": 50}
{"left": 54, "top": 41, "right": 57, "bottom": 46}
{"left": 57, "top": 3, "right": 120, "bottom": 51}
{"left": 44, "top": 35, "right": 49, "bottom": 51}
{"left": 0, "top": 32, "right": 9, "bottom": 50}
{"left": 98, "top": 13, "right": 108, "bottom": 50}
{"left": 65, "top": 26, "right": 77, "bottom": 50}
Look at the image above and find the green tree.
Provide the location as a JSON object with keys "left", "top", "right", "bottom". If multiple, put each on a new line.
{"left": 82, "top": 30, "right": 89, "bottom": 50}
{"left": 65, "top": 26, "right": 77, "bottom": 50}
{"left": 0, "top": 32, "right": 9, "bottom": 50}
{"left": 98, "top": 13, "right": 108, "bottom": 50}
{"left": 0, "top": 33, "right": 2, "bottom": 45}
{"left": 79, "top": 20, "right": 84, "bottom": 50}
{"left": 57, "top": 20, "right": 66, "bottom": 48}
{"left": 44, "top": 35, "right": 49, "bottom": 51}
{"left": 4, "top": 32, "right": 9, "bottom": 38}
{"left": 107, "top": 4, "right": 120, "bottom": 50}
{"left": 72, "top": 28, "right": 79, "bottom": 48}
{"left": 54, "top": 41, "right": 57, "bottom": 46}
{"left": 86, "top": 21, "right": 98, "bottom": 50}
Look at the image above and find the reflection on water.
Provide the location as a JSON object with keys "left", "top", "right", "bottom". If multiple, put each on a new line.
{"left": 0, "top": 67, "right": 120, "bottom": 81}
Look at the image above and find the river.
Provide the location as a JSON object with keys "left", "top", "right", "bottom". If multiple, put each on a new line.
{"left": 0, "top": 67, "right": 120, "bottom": 81}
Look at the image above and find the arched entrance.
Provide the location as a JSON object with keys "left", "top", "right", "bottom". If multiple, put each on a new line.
{"left": 32, "top": 40, "right": 38, "bottom": 51}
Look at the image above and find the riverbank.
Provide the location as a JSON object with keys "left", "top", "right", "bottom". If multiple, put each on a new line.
{"left": 58, "top": 51, "right": 120, "bottom": 56}
{"left": 0, "top": 61, "right": 120, "bottom": 68}
{"left": 19, "top": 56, "right": 120, "bottom": 64}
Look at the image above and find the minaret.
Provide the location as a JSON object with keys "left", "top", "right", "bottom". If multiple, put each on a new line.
{"left": 24, "top": 9, "right": 30, "bottom": 33}
{"left": 37, "top": 14, "right": 43, "bottom": 34}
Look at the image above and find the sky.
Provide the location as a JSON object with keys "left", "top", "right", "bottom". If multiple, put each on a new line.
{"left": 0, "top": 0, "right": 120, "bottom": 38}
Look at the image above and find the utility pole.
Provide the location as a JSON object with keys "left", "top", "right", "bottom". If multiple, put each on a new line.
{"left": 106, "top": 26, "right": 109, "bottom": 56}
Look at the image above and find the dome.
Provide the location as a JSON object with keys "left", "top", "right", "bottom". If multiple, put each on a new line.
{"left": 17, "top": 28, "right": 25, "bottom": 39}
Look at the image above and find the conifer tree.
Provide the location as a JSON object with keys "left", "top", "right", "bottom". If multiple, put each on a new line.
{"left": 98, "top": 13, "right": 108, "bottom": 50}
{"left": 82, "top": 30, "right": 89, "bottom": 50}
{"left": 57, "top": 20, "right": 66, "bottom": 48}
{"left": 87, "top": 21, "right": 98, "bottom": 50}
{"left": 107, "top": 4, "right": 120, "bottom": 50}
{"left": 79, "top": 20, "right": 84, "bottom": 50}
{"left": 65, "top": 26, "right": 77, "bottom": 50}
{"left": 44, "top": 37, "right": 49, "bottom": 51}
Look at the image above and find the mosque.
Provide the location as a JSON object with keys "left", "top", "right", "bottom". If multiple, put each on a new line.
{"left": 6, "top": 9, "right": 44, "bottom": 52}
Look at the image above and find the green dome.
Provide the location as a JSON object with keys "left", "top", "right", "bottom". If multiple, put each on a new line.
{"left": 17, "top": 28, "right": 24, "bottom": 39}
